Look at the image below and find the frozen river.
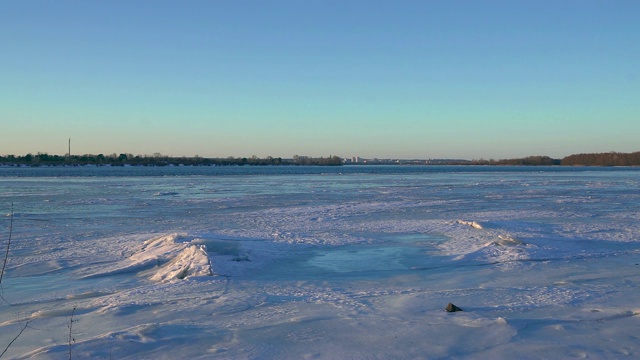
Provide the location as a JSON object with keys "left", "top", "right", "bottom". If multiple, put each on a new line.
{"left": 1, "top": 165, "right": 639, "bottom": 359}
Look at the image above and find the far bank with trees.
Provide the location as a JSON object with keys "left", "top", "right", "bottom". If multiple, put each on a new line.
{"left": 1, "top": 152, "right": 640, "bottom": 167}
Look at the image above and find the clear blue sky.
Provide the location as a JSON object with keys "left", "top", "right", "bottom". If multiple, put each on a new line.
{"left": 1, "top": 0, "right": 638, "bottom": 159}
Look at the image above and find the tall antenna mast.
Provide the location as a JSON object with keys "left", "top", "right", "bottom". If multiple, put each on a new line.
{"left": 68, "top": 138, "right": 71, "bottom": 157}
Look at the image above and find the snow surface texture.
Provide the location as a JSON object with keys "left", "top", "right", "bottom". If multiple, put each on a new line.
{"left": 1, "top": 167, "right": 640, "bottom": 359}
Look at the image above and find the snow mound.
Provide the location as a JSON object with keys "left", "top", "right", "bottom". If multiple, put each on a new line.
{"left": 83, "top": 233, "right": 213, "bottom": 282}
{"left": 487, "top": 234, "right": 526, "bottom": 247}
{"left": 149, "top": 241, "right": 212, "bottom": 282}
{"left": 457, "top": 220, "right": 484, "bottom": 229}
{"left": 438, "top": 221, "right": 532, "bottom": 269}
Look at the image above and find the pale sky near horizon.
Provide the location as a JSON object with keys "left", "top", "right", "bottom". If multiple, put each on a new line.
{"left": 1, "top": 1, "right": 638, "bottom": 159}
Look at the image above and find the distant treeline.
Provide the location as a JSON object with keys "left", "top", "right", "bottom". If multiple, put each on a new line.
{"left": 2, "top": 151, "right": 640, "bottom": 167}
{"left": 469, "top": 152, "right": 640, "bottom": 166}
{"left": 0, "top": 153, "right": 343, "bottom": 167}
{"left": 560, "top": 151, "right": 640, "bottom": 166}
{"left": 470, "top": 156, "right": 561, "bottom": 166}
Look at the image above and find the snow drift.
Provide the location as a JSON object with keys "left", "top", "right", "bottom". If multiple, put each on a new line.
{"left": 83, "top": 233, "right": 213, "bottom": 281}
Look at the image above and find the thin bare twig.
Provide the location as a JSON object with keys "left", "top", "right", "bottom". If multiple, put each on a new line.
{"left": 0, "top": 320, "right": 29, "bottom": 358}
{"left": 0, "top": 203, "right": 14, "bottom": 285}
{"left": 68, "top": 307, "right": 76, "bottom": 360}
{"left": 0, "top": 204, "right": 25, "bottom": 359}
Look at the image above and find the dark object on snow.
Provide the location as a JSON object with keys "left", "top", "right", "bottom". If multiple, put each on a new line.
{"left": 445, "top": 303, "right": 463, "bottom": 312}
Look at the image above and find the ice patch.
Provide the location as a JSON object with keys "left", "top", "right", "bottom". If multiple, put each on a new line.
{"left": 309, "top": 246, "right": 407, "bottom": 273}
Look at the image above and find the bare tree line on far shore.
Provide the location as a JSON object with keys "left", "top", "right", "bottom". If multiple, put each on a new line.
{"left": 0, "top": 153, "right": 343, "bottom": 167}
{"left": 458, "top": 151, "right": 640, "bottom": 166}
{"left": 1, "top": 151, "right": 640, "bottom": 167}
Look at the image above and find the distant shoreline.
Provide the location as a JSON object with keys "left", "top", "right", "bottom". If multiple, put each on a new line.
{"left": 1, "top": 151, "right": 639, "bottom": 167}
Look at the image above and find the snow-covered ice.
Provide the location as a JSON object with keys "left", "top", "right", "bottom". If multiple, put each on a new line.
{"left": 1, "top": 166, "right": 639, "bottom": 359}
